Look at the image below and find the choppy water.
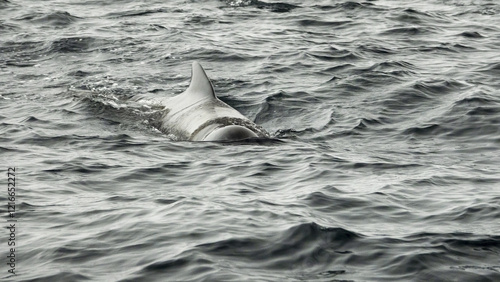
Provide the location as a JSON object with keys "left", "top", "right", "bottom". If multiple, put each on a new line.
{"left": 2, "top": 0, "right": 500, "bottom": 281}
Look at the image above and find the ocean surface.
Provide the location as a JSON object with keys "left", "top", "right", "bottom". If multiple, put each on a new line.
{"left": 1, "top": 0, "right": 500, "bottom": 281}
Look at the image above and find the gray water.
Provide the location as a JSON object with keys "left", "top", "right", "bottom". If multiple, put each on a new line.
{"left": 1, "top": 0, "right": 500, "bottom": 281}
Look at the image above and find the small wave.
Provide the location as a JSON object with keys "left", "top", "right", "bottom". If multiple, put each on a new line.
{"left": 402, "top": 123, "right": 449, "bottom": 137}
{"left": 134, "top": 256, "right": 215, "bottom": 282}
{"left": 452, "top": 203, "right": 500, "bottom": 222}
{"left": 451, "top": 89, "right": 499, "bottom": 110}
{"left": 306, "top": 51, "right": 360, "bottom": 62}
{"left": 0, "top": 145, "right": 29, "bottom": 154}
{"left": 107, "top": 195, "right": 141, "bottom": 203}
{"left": 180, "top": 48, "right": 260, "bottom": 62}
{"left": 273, "top": 128, "right": 316, "bottom": 139}
{"left": 298, "top": 19, "right": 352, "bottom": 28}
{"left": 184, "top": 14, "right": 218, "bottom": 25}
{"left": 105, "top": 8, "right": 169, "bottom": 18}
{"left": 44, "top": 160, "right": 118, "bottom": 174}
{"left": 477, "top": 61, "right": 500, "bottom": 76}
{"left": 384, "top": 78, "right": 468, "bottom": 114}
{"left": 5, "top": 61, "right": 36, "bottom": 67}
{"left": 142, "top": 257, "right": 195, "bottom": 273}
{"left": 391, "top": 8, "right": 449, "bottom": 25}
{"left": 375, "top": 232, "right": 500, "bottom": 280}
{"left": 392, "top": 13, "right": 425, "bottom": 25}
{"left": 301, "top": 191, "right": 367, "bottom": 211}
{"left": 466, "top": 106, "right": 500, "bottom": 116}
{"left": 197, "top": 222, "right": 361, "bottom": 265}
{"left": 350, "top": 161, "right": 421, "bottom": 170}
{"left": 218, "top": 137, "right": 284, "bottom": 145}
{"left": 54, "top": 245, "right": 108, "bottom": 263}
{"left": 154, "top": 198, "right": 182, "bottom": 205}
{"left": 47, "top": 37, "right": 96, "bottom": 53}
{"left": 459, "top": 31, "right": 484, "bottom": 38}
{"left": 352, "top": 117, "right": 387, "bottom": 132}
{"left": 113, "top": 161, "right": 190, "bottom": 182}
{"left": 313, "top": 1, "right": 376, "bottom": 11}
{"left": 254, "top": 90, "right": 330, "bottom": 136}
{"left": 466, "top": 6, "right": 499, "bottom": 16}
{"left": 0, "top": 40, "right": 44, "bottom": 53}
{"left": 383, "top": 89, "right": 431, "bottom": 112}
{"left": 406, "top": 232, "right": 500, "bottom": 254}
{"left": 413, "top": 79, "right": 467, "bottom": 95}
{"left": 223, "top": 0, "right": 299, "bottom": 13}
{"left": 407, "top": 43, "right": 462, "bottom": 53}
{"left": 15, "top": 11, "right": 81, "bottom": 26}
{"left": 404, "top": 176, "right": 459, "bottom": 187}
{"left": 366, "top": 60, "right": 417, "bottom": 72}
{"left": 447, "top": 123, "right": 500, "bottom": 139}
{"left": 381, "top": 26, "right": 438, "bottom": 36}
{"left": 0, "top": 21, "right": 19, "bottom": 32}
{"left": 430, "top": 89, "right": 500, "bottom": 139}
{"left": 348, "top": 60, "right": 417, "bottom": 80}
{"left": 0, "top": 0, "right": 12, "bottom": 8}
{"left": 70, "top": 90, "right": 168, "bottom": 139}
{"left": 323, "top": 63, "right": 355, "bottom": 73}
{"left": 21, "top": 272, "right": 91, "bottom": 282}
{"left": 356, "top": 43, "right": 397, "bottom": 55}
{"left": 417, "top": 268, "right": 500, "bottom": 282}
{"left": 403, "top": 115, "right": 500, "bottom": 140}
{"left": 307, "top": 46, "right": 361, "bottom": 62}
{"left": 0, "top": 40, "right": 47, "bottom": 67}
{"left": 449, "top": 90, "right": 500, "bottom": 117}
{"left": 67, "top": 70, "right": 96, "bottom": 77}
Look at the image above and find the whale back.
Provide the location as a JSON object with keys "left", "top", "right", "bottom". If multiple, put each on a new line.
{"left": 160, "top": 62, "right": 260, "bottom": 140}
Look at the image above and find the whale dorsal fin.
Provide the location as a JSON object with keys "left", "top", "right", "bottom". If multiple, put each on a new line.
{"left": 185, "top": 61, "right": 216, "bottom": 100}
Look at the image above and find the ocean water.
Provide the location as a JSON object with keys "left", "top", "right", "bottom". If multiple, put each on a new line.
{"left": 1, "top": 0, "right": 500, "bottom": 281}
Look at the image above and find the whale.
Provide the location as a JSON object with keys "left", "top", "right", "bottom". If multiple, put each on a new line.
{"left": 157, "top": 62, "right": 268, "bottom": 141}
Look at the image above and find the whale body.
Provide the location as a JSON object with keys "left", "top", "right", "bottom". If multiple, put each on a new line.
{"left": 158, "top": 62, "right": 268, "bottom": 141}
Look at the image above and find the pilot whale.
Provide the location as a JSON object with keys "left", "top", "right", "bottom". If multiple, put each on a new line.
{"left": 157, "top": 62, "right": 268, "bottom": 141}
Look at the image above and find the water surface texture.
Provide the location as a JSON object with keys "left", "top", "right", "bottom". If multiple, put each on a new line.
{"left": 1, "top": 0, "right": 500, "bottom": 281}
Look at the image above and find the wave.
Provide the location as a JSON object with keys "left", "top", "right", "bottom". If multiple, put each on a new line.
{"left": 0, "top": 0, "right": 12, "bottom": 8}
{"left": 313, "top": 2, "right": 377, "bottom": 12}
{"left": 223, "top": 0, "right": 299, "bottom": 13}
{"left": 105, "top": 8, "right": 170, "bottom": 18}
{"left": 15, "top": 11, "right": 81, "bottom": 27}
{"left": 47, "top": 37, "right": 97, "bottom": 53}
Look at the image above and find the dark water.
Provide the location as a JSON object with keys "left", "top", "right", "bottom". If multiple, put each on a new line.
{"left": 2, "top": 0, "right": 500, "bottom": 281}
